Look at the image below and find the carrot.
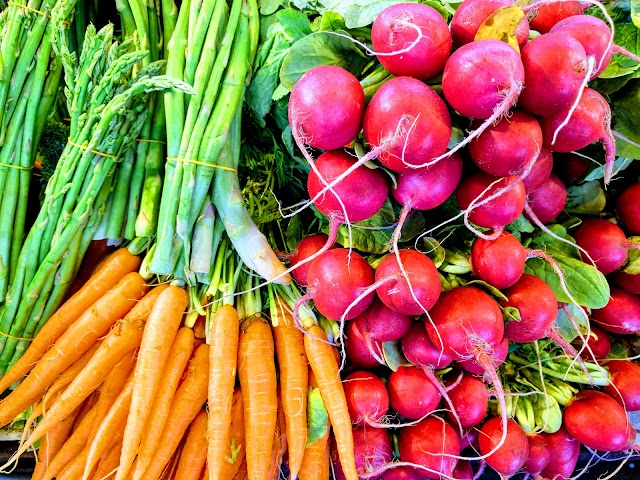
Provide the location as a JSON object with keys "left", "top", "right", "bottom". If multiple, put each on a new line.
{"left": 271, "top": 294, "right": 308, "bottom": 479}
{"left": 238, "top": 316, "right": 278, "bottom": 480}
{"left": 131, "top": 327, "right": 195, "bottom": 480}
{"left": 267, "top": 393, "right": 288, "bottom": 480}
{"left": 232, "top": 458, "right": 248, "bottom": 480}
{"left": 174, "top": 409, "right": 208, "bottom": 480}
{"left": 200, "top": 465, "right": 208, "bottom": 480}
{"left": 304, "top": 324, "right": 357, "bottom": 480}
{"left": 206, "top": 305, "right": 240, "bottom": 480}
{"left": 0, "top": 248, "right": 140, "bottom": 393}
{"left": 73, "top": 391, "right": 101, "bottom": 432}
{"left": 56, "top": 443, "right": 92, "bottom": 480}
{"left": 116, "top": 285, "right": 188, "bottom": 480}
{"left": 299, "top": 368, "right": 331, "bottom": 480}
{"left": 0, "top": 272, "right": 148, "bottom": 429}
{"left": 92, "top": 440, "right": 122, "bottom": 480}
{"left": 137, "top": 343, "right": 209, "bottom": 480}
{"left": 218, "top": 388, "right": 246, "bottom": 479}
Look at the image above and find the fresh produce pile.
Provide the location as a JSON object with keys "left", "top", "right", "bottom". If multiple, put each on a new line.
{"left": 0, "top": 0, "right": 639, "bottom": 479}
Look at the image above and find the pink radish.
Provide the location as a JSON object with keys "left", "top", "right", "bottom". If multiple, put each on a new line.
{"left": 604, "top": 360, "right": 640, "bottom": 412}
{"left": 522, "top": 433, "right": 551, "bottom": 475}
{"left": 398, "top": 416, "right": 461, "bottom": 479}
{"left": 387, "top": 366, "right": 441, "bottom": 420}
{"left": 451, "top": 459, "right": 474, "bottom": 480}
{"left": 401, "top": 321, "right": 453, "bottom": 370}
{"left": 540, "top": 427, "right": 580, "bottom": 480}
{"left": 525, "top": 173, "right": 567, "bottom": 224}
{"left": 616, "top": 271, "right": 640, "bottom": 295}
{"left": 478, "top": 417, "right": 529, "bottom": 477}
{"left": 575, "top": 324, "right": 611, "bottom": 360}
{"left": 363, "top": 76, "right": 451, "bottom": 173}
{"left": 344, "top": 371, "right": 390, "bottom": 426}
{"left": 468, "top": 110, "right": 543, "bottom": 177}
{"left": 470, "top": 231, "right": 527, "bottom": 289}
{"left": 557, "top": 152, "right": 591, "bottom": 184}
{"left": 591, "top": 287, "right": 640, "bottom": 335}
{"left": 563, "top": 390, "right": 636, "bottom": 451}
{"left": 522, "top": 148, "right": 554, "bottom": 193}
{"left": 371, "top": 3, "right": 452, "bottom": 80}
{"left": 572, "top": 219, "right": 630, "bottom": 274}
{"left": 331, "top": 428, "right": 393, "bottom": 480}
{"left": 617, "top": 182, "right": 640, "bottom": 234}
{"left": 446, "top": 373, "right": 489, "bottom": 428}
{"left": 381, "top": 467, "right": 422, "bottom": 480}
{"left": 288, "top": 65, "right": 365, "bottom": 150}
{"left": 458, "top": 337, "right": 509, "bottom": 377}
{"left": 526, "top": 0, "right": 585, "bottom": 33}
{"left": 345, "top": 320, "right": 383, "bottom": 369}
{"left": 290, "top": 234, "right": 334, "bottom": 286}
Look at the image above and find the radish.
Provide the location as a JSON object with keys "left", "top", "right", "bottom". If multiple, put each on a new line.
{"left": 398, "top": 416, "right": 461, "bottom": 479}
{"left": 442, "top": 40, "right": 524, "bottom": 120}
{"left": 344, "top": 371, "right": 390, "bottom": 426}
{"left": 470, "top": 231, "right": 527, "bottom": 289}
{"left": 459, "top": 429, "right": 479, "bottom": 451}
{"left": 375, "top": 250, "right": 441, "bottom": 316}
{"left": 290, "top": 234, "right": 334, "bottom": 286}
{"left": 563, "top": 390, "right": 636, "bottom": 451}
{"left": 450, "top": 0, "right": 529, "bottom": 48}
{"left": 522, "top": 433, "right": 551, "bottom": 475}
{"left": 540, "top": 427, "right": 580, "bottom": 480}
{"left": 371, "top": 3, "right": 452, "bottom": 80}
{"left": 478, "top": 417, "right": 529, "bottom": 477}
{"left": 381, "top": 467, "right": 421, "bottom": 480}
{"left": 353, "top": 427, "right": 394, "bottom": 480}
{"left": 604, "top": 360, "right": 640, "bottom": 412}
{"left": 518, "top": 33, "right": 589, "bottom": 117}
{"left": 522, "top": 148, "right": 553, "bottom": 193}
{"left": 363, "top": 77, "right": 451, "bottom": 173}
{"left": 401, "top": 321, "right": 452, "bottom": 370}
{"left": 446, "top": 373, "right": 489, "bottom": 428}
{"left": 451, "top": 459, "right": 474, "bottom": 480}
{"left": 303, "top": 248, "right": 375, "bottom": 321}
{"left": 345, "top": 320, "right": 383, "bottom": 369}
{"left": 288, "top": 65, "right": 365, "bottom": 150}
{"left": 539, "top": 88, "right": 616, "bottom": 184}
{"left": 575, "top": 324, "right": 610, "bottom": 360}
{"left": 468, "top": 110, "right": 542, "bottom": 177}
{"left": 387, "top": 366, "right": 441, "bottom": 420}
{"left": 616, "top": 271, "right": 640, "bottom": 295}
{"left": 458, "top": 337, "right": 509, "bottom": 377}
{"left": 617, "top": 182, "right": 640, "bottom": 234}
{"left": 572, "top": 219, "right": 630, "bottom": 274}
{"left": 456, "top": 172, "right": 527, "bottom": 230}
{"left": 557, "top": 152, "right": 591, "bottom": 184}
{"left": 591, "top": 287, "right": 640, "bottom": 335}
{"left": 526, "top": 0, "right": 585, "bottom": 33}
{"left": 525, "top": 173, "right": 567, "bottom": 224}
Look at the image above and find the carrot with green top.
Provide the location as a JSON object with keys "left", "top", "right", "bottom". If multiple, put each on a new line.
{"left": 218, "top": 388, "right": 246, "bottom": 479}
{"left": 299, "top": 367, "right": 331, "bottom": 480}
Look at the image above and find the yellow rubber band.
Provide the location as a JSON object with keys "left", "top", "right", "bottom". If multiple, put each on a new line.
{"left": 136, "top": 138, "right": 166, "bottom": 145}
{"left": 166, "top": 157, "right": 238, "bottom": 174}
{"left": 0, "top": 330, "right": 32, "bottom": 342}
{"left": 0, "top": 162, "right": 33, "bottom": 171}
{"left": 7, "top": 1, "right": 48, "bottom": 17}
{"left": 67, "top": 138, "right": 119, "bottom": 160}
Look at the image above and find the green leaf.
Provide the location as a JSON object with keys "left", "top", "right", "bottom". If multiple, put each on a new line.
{"left": 503, "top": 306, "right": 521, "bottom": 323}
{"left": 260, "top": 0, "right": 284, "bottom": 15}
{"left": 423, "top": 237, "right": 446, "bottom": 268}
{"left": 529, "top": 224, "right": 580, "bottom": 259}
{"left": 623, "top": 236, "right": 640, "bottom": 274}
{"left": 584, "top": 157, "right": 635, "bottom": 181}
{"left": 280, "top": 31, "right": 369, "bottom": 91}
{"left": 633, "top": 0, "right": 640, "bottom": 27}
{"left": 400, "top": 211, "right": 426, "bottom": 242}
{"left": 506, "top": 214, "right": 535, "bottom": 234}
{"left": 290, "top": 0, "right": 421, "bottom": 28}
{"left": 441, "top": 249, "right": 471, "bottom": 274}
{"left": 565, "top": 181, "right": 607, "bottom": 215}
{"left": 612, "top": 82, "right": 640, "bottom": 160}
{"left": 306, "top": 387, "right": 329, "bottom": 446}
{"left": 462, "top": 279, "right": 508, "bottom": 301}
{"left": 313, "top": 11, "right": 347, "bottom": 31}
{"left": 383, "top": 340, "right": 410, "bottom": 371}
{"left": 286, "top": 215, "right": 304, "bottom": 252}
{"left": 554, "top": 303, "right": 589, "bottom": 342}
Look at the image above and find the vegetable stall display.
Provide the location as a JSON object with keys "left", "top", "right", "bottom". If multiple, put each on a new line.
{"left": 0, "top": 0, "right": 638, "bottom": 479}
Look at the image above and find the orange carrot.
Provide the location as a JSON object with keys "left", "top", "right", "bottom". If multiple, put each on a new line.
{"left": 56, "top": 443, "right": 91, "bottom": 480}
{"left": 200, "top": 466, "right": 208, "bottom": 480}
{"left": 92, "top": 440, "right": 122, "bottom": 480}
{"left": 304, "top": 324, "right": 357, "bottom": 480}
{"left": 0, "top": 272, "right": 148, "bottom": 429}
{"left": 232, "top": 458, "right": 248, "bottom": 480}
{"left": 267, "top": 393, "right": 288, "bottom": 480}
{"left": 206, "top": 305, "right": 239, "bottom": 480}
{"left": 137, "top": 344, "right": 209, "bottom": 480}
{"left": 271, "top": 294, "right": 308, "bottom": 479}
{"left": 238, "top": 317, "right": 277, "bottom": 480}
{"left": 174, "top": 409, "right": 208, "bottom": 480}
{"left": 131, "top": 327, "right": 195, "bottom": 480}
{"left": 0, "top": 249, "right": 141, "bottom": 393}
{"left": 73, "top": 391, "right": 100, "bottom": 432}
{"left": 116, "top": 285, "right": 188, "bottom": 480}
{"left": 299, "top": 368, "right": 331, "bottom": 480}
{"left": 218, "top": 388, "right": 246, "bottom": 479}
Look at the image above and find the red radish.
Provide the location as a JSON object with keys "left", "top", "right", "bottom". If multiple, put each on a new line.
{"left": 387, "top": 366, "right": 441, "bottom": 420}
{"left": 375, "top": 250, "right": 441, "bottom": 316}
{"left": 363, "top": 77, "right": 451, "bottom": 173}
{"left": 398, "top": 416, "right": 461, "bottom": 479}
{"left": 604, "top": 360, "right": 640, "bottom": 412}
{"left": 446, "top": 373, "right": 489, "bottom": 428}
{"left": 468, "top": 110, "right": 543, "bottom": 177}
{"left": 591, "top": 287, "right": 640, "bottom": 335}
{"left": 526, "top": 0, "right": 585, "bottom": 33}
{"left": 456, "top": 172, "right": 526, "bottom": 229}
{"left": 576, "top": 324, "right": 610, "bottom": 360}
{"left": 573, "top": 219, "right": 629, "bottom": 274}
{"left": 451, "top": 459, "right": 474, "bottom": 480}
{"left": 478, "top": 417, "right": 528, "bottom": 476}
{"left": 522, "top": 148, "right": 553, "bottom": 193}
{"left": 470, "top": 231, "right": 527, "bottom": 289}
{"left": 450, "top": 0, "right": 529, "bottom": 48}
{"left": 290, "top": 234, "right": 334, "bottom": 286}
{"left": 522, "top": 434, "right": 551, "bottom": 475}
{"left": 540, "top": 427, "right": 580, "bottom": 480}
{"left": 304, "top": 249, "right": 375, "bottom": 321}
{"left": 459, "top": 429, "right": 479, "bottom": 451}
{"left": 458, "top": 337, "right": 509, "bottom": 377}
{"left": 288, "top": 65, "right": 365, "bottom": 150}
{"left": 345, "top": 320, "right": 383, "bottom": 369}
{"left": 353, "top": 298, "right": 413, "bottom": 345}
{"left": 518, "top": 33, "right": 589, "bottom": 117}
{"left": 563, "top": 390, "right": 636, "bottom": 451}
{"left": 401, "top": 322, "right": 453, "bottom": 370}
{"left": 539, "top": 88, "right": 616, "bottom": 184}
{"left": 525, "top": 173, "right": 567, "bottom": 224}
{"left": 371, "top": 3, "right": 452, "bottom": 80}
{"left": 617, "top": 182, "right": 640, "bottom": 234}
{"left": 442, "top": 40, "right": 524, "bottom": 120}
{"left": 344, "top": 371, "right": 390, "bottom": 426}
{"left": 381, "top": 467, "right": 422, "bottom": 480}
{"left": 557, "top": 152, "right": 591, "bottom": 184}
{"left": 616, "top": 271, "right": 640, "bottom": 295}
{"left": 353, "top": 427, "right": 394, "bottom": 480}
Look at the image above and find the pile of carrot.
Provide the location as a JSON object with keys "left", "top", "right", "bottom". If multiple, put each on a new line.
{"left": 0, "top": 247, "right": 358, "bottom": 480}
